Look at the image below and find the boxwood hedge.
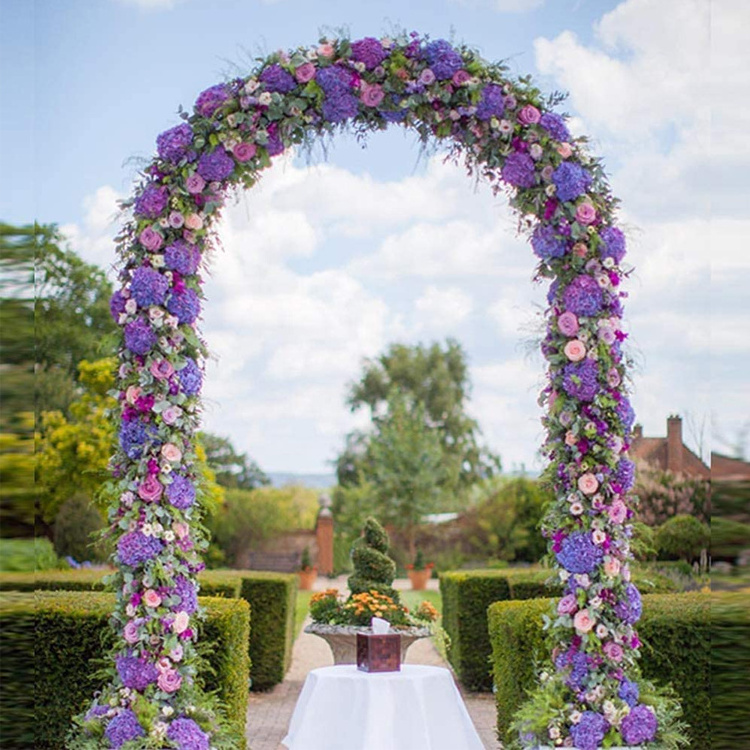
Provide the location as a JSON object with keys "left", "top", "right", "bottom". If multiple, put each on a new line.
{"left": 488, "top": 592, "right": 713, "bottom": 748}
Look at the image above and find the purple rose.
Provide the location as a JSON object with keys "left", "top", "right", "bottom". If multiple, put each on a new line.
{"left": 134, "top": 183, "right": 168, "bottom": 219}
{"left": 562, "top": 358, "right": 600, "bottom": 402}
{"left": 475, "top": 83, "right": 505, "bottom": 121}
{"left": 197, "top": 148, "right": 234, "bottom": 182}
{"left": 555, "top": 531, "right": 604, "bottom": 574}
{"left": 501, "top": 151, "right": 536, "bottom": 188}
{"left": 105, "top": 710, "right": 145, "bottom": 748}
{"left": 195, "top": 83, "right": 230, "bottom": 118}
{"left": 130, "top": 266, "right": 169, "bottom": 308}
{"left": 423, "top": 39, "right": 463, "bottom": 80}
{"left": 599, "top": 225, "right": 626, "bottom": 264}
{"left": 562, "top": 275, "right": 604, "bottom": 317}
{"left": 259, "top": 63, "right": 297, "bottom": 94}
{"left": 531, "top": 224, "right": 567, "bottom": 260}
{"left": 124, "top": 318, "right": 157, "bottom": 355}
{"left": 157, "top": 123, "right": 193, "bottom": 163}
{"left": 139, "top": 227, "right": 163, "bottom": 252}
{"left": 350, "top": 37, "right": 387, "bottom": 70}
{"left": 167, "top": 287, "right": 200, "bottom": 324}
{"left": 621, "top": 704, "right": 658, "bottom": 745}
{"left": 552, "top": 161, "right": 593, "bottom": 202}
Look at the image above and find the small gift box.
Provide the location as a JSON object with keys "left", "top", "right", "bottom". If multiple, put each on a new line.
{"left": 356, "top": 632, "right": 401, "bottom": 672}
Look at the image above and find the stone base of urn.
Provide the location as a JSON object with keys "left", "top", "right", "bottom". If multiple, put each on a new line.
{"left": 304, "top": 623, "right": 431, "bottom": 664}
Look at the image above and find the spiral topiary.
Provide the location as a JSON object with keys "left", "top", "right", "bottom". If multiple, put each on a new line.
{"left": 347, "top": 517, "right": 399, "bottom": 602}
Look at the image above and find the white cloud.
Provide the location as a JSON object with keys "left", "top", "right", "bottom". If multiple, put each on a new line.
{"left": 450, "top": 0, "right": 544, "bottom": 12}
{"left": 414, "top": 286, "right": 474, "bottom": 331}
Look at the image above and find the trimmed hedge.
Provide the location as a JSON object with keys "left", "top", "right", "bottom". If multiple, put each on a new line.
{"left": 488, "top": 593, "right": 712, "bottom": 748}
{"left": 0, "top": 592, "right": 250, "bottom": 749}
{"left": 0, "top": 568, "right": 296, "bottom": 692}
{"left": 439, "top": 567, "right": 677, "bottom": 691}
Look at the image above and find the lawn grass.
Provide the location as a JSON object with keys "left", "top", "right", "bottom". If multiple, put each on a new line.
{"left": 294, "top": 589, "right": 314, "bottom": 636}
{"left": 400, "top": 589, "right": 442, "bottom": 616}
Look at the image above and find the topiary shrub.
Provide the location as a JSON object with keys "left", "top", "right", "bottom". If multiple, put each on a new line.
{"left": 711, "top": 517, "right": 750, "bottom": 562}
{"left": 656, "top": 514, "right": 710, "bottom": 563}
{"left": 52, "top": 493, "right": 107, "bottom": 564}
{"left": 348, "top": 517, "right": 398, "bottom": 600}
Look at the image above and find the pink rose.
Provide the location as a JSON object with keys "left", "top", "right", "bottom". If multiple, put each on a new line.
{"left": 184, "top": 213, "right": 203, "bottom": 230}
{"left": 608, "top": 500, "right": 627, "bottom": 524}
{"left": 557, "top": 594, "right": 578, "bottom": 615}
{"left": 170, "top": 644, "right": 184, "bottom": 662}
{"left": 150, "top": 359, "right": 175, "bottom": 380}
{"left": 172, "top": 611, "right": 190, "bottom": 634}
{"left": 573, "top": 609, "right": 595, "bottom": 633}
{"left": 140, "top": 227, "right": 163, "bottom": 252}
{"left": 607, "top": 367, "right": 622, "bottom": 387}
{"left": 575, "top": 202, "right": 597, "bottom": 225}
{"left": 123, "top": 620, "right": 140, "bottom": 644}
{"left": 125, "top": 385, "right": 142, "bottom": 405}
{"left": 518, "top": 104, "right": 541, "bottom": 125}
{"left": 157, "top": 668, "right": 182, "bottom": 693}
{"left": 173, "top": 522, "right": 189, "bottom": 540}
{"left": 168, "top": 211, "right": 184, "bottom": 229}
{"left": 557, "top": 311, "right": 579, "bottom": 337}
{"left": 295, "top": 61, "right": 316, "bottom": 82}
{"left": 570, "top": 502, "right": 584, "bottom": 516}
{"left": 233, "top": 142, "right": 257, "bottom": 162}
{"left": 573, "top": 242, "right": 588, "bottom": 258}
{"left": 161, "top": 443, "right": 182, "bottom": 463}
{"left": 604, "top": 558, "right": 621, "bottom": 577}
{"left": 452, "top": 69, "right": 471, "bottom": 86}
{"left": 185, "top": 173, "right": 205, "bottom": 194}
{"left": 143, "top": 589, "right": 162, "bottom": 608}
{"left": 419, "top": 68, "right": 436, "bottom": 85}
{"left": 161, "top": 405, "right": 183, "bottom": 425}
{"left": 361, "top": 83, "right": 385, "bottom": 107}
{"left": 564, "top": 339, "right": 587, "bottom": 362}
{"left": 603, "top": 641, "right": 624, "bottom": 662}
{"left": 138, "top": 475, "right": 164, "bottom": 503}
{"left": 557, "top": 142, "right": 573, "bottom": 158}
{"left": 592, "top": 529, "right": 606, "bottom": 545}
{"left": 317, "top": 42, "right": 334, "bottom": 57}
{"left": 565, "top": 431, "right": 577, "bottom": 446}
{"left": 578, "top": 472, "right": 599, "bottom": 495}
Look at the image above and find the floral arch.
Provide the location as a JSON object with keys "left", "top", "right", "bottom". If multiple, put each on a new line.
{"left": 72, "top": 33, "right": 682, "bottom": 750}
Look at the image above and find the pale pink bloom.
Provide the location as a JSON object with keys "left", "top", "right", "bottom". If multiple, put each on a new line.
{"left": 603, "top": 641, "right": 624, "bottom": 662}
{"left": 609, "top": 500, "right": 627, "bottom": 524}
{"left": 595, "top": 623, "right": 608, "bottom": 639}
{"left": 574, "top": 573, "right": 590, "bottom": 588}
{"left": 173, "top": 522, "right": 189, "bottom": 539}
{"left": 622, "top": 565, "right": 632, "bottom": 582}
{"left": 143, "top": 589, "right": 162, "bottom": 608}
{"left": 168, "top": 211, "right": 184, "bottom": 229}
{"left": 564, "top": 339, "right": 587, "bottom": 362}
{"left": 575, "top": 202, "right": 597, "bottom": 225}
{"left": 578, "top": 472, "right": 599, "bottom": 495}
{"left": 573, "top": 242, "right": 588, "bottom": 258}
{"left": 161, "top": 405, "right": 183, "bottom": 425}
{"left": 573, "top": 609, "right": 595, "bottom": 633}
{"left": 529, "top": 143, "right": 544, "bottom": 160}
{"left": 161, "top": 443, "right": 182, "bottom": 463}
{"left": 184, "top": 213, "right": 203, "bottom": 230}
{"left": 604, "top": 558, "right": 621, "bottom": 577}
{"left": 120, "top": 491, "right": 135, "bottom": 509}
{"left": 570, "top": 502, "right": 584, "bottom": 516}
{"left": 557, "top": 594, "right": 578, "bottom": 615}
{"left": 557, "top": 142, "right": 573, "bottom": 158}
{"left": 295, "top": 61, "right": 316, "bottom": 82}
{"left": 123, "top": 620, "right": 140, "bottom": 644}
{"left": 157, "top": 656, "right": 172, "bottom": 672}
{"left": 157, "top": 668, "right": 182, "bottom": 693}
{"left": 595, "top": 272, "right": 611, "bottom": 289}
{"left": 125, "top": 386, "right": 142, "bottom": 405}
{"left": 124, "top": 298, "right": 137, "bottom": 315}
{"left": 569, "top": 710, "right": 582, "bottom": 724}
{"left": 170, "top": 644, "right": 184, "bottom": 662}
{"left": 317, "top": 42, "right": 335, "bottom": 57}
{"left": 557, "top": 311, "right": 579, "bottom": 337}
{"left": 565, "top": 431, "right": 577, "bottom": 446}
{"left": 172, "top": 611, "right": 190, "bottom": 634}
{"left": 185, "top": 173, "right": 205, "bottom": 194}
{"left": 607, "top": 367, "right": 622, "bottom": 388}
{"left": 592, "top": 529, "right": 607, "bottom": 545}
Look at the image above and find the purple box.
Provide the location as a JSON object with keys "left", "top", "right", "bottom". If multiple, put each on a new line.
{"left": 356, "top": 633, "right": 401, "bottom": 672}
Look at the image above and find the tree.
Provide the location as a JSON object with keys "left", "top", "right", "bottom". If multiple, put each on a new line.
{"left": 198, "top": 432, "right": 270, "bottom": 490}
{"left": 341, "top": 339, "right": 500, "bottom": 491}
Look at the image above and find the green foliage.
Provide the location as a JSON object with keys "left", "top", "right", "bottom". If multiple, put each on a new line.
{"left": 52, "top": 494, "right": 107, "bottom": 564}
{"left": 299, "top": 546, "right": 312, "bottom": 571}
{"left": 0, "top": 415, "right": 36, "bottom": 536}
{"left": 5, "top": 592, "right": 248, "bottom": 749}
{"left": 412, "top": 549, "right": 426, "bottom": 570}
{"left": 348, "top": 517, "right": 398, "bottom": 600}
{"left": 711, "top": 517, "right": 750, "bottom": 561}
{"left": 198, "top": 431, "right": 270, "bottom": 490}
{"left": 712, "top": 479, "right": 750, "bottom": 523}
{"left": 656, "top": 514, "right": 710, "bottom": 563}
{"left": 489, "top": 593, "right": 712, "bottom": 748}
{"left": 0, "top": 538, "right": 63, "bottom": 573}
{"left": 631, "top": 520, "right": 658, "bottom": 561}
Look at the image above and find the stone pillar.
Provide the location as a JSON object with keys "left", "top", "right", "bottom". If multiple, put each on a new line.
{"left": 667, "top": 414, "right": 683, "bottom": 474}
{"left": 316, "top": 493, "right": 334, "bottom": 576}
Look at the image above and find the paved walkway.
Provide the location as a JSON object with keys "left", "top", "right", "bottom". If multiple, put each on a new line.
{"left": 246, "top": 577, "right": 500, "bottom": 749}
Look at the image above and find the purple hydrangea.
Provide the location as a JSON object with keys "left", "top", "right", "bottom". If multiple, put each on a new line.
{"left": 133, "top": 183, "right": 168, "bottom": 219}
{"left": 165, "top": 240, "right": 201, "bottom": 276}
{"left": 562, "top": 358, "right": 600, "bottom": 402}
{"left": 552, "top": 161, "right": 592, "bottom": 202}
{"left": 167, "top": 287, "right": 200, "bottom": 325}
{"left": 316, "top": 65, "right": 353, "bottom": 95}
{"left": 167, "top": 474, "right": 196, "bottom": 510}
{"left": 116, "top": 654, "right": 159, "bottom": 691}
{"left": 259, "top": 63, "right": 296, "bottom": 93}
{"left": 599, "top": 226, "right": 626, "bottom": 264}
{"left": 157, "top": 123, "right": 193, "bottom": 163}
{"left": 501, "top": 151, "right": 536, "bottom": 188}
{"left": 555, "top": 649, "right": 588, "bottom": 690}
{"left": 350, "top": 37, "right": 387, "bottom": 69}
{"left": 119, "top": 419, "right": 158, "bottom": 460}
{"left": 615, "top": 583, "right": 642, "bottom": 624}
{"left": 381, "top": 106, "right": 407, "bottom": 123}
{"left": 124, "top": 318, "right": 157, "bottom": 355}
{"left": 167, "top": 717, "right": 210, "bottom": 750}
{"left": 531, "top": 224, "right": 567, "bottom": 260}
{"left": 178, "top": 358, "right": 202, "bottom": 396}
{"left": 105, "top": 710, "right": 145, "bottom": 748}
{"left": 195, "top": 83, "right": 230, "bottom": 118}
{"left": 322, "top": 91, "right": 359, "bottom": 123}
{"left": 266, "top": 126, "right": 284, "bottom": 156}
{"left": 84, "top": 703, "right": 109, "bottom": 722}
{"left": 174, "top": 575, "right": 199, "bottom": 614}
{"left": 620, "top": 704, "right": 658, "bottom": 745}
{"left": 424, "top": 39, "right": 463, "bottom": 80}
{"left": 110, "top": 290, "right": 127, "bottom": 321}
{"left": 197, "top": 148, "right": 234, "bottom": 182}
{"left": 117, "top": 531, "right": 164, "bottom": 567}
{"left": 615, "top": 457, "right": 636, "bottom": 491}
{"left": 556, "top": 531, "right": 604, "bottom": 574}
{"left": 570, "top": 711, "right": 609, "bottom": 750}
{"left": 475, "top": 83, "right": 505, "bottom": 121}
{"left": 562, "top": 275, "right": 604, "bottom": 317}
{"left": 617, "top": 398, "right": 636, "bottom": 433}
{"left": 130, "top": 266, "right": 169, "bottom": 308}
{"left": 618, "top": 678, "right": 640, "bottom": 707}
{"left": 539, "top": 112, "right": 570, "bottom": 142}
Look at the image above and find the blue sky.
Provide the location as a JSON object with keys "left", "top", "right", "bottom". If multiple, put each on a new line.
{"left": 2, "top": 0, "right": 747, "bottom": 474}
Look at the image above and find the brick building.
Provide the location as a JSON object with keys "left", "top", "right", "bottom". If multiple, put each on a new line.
{"left": 630, "top": 415, "right": 709, "bottom": 478}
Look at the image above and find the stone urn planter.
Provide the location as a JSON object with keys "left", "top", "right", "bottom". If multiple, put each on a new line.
{"left": 304, "top": 623, "right": 431, "bottom": 664}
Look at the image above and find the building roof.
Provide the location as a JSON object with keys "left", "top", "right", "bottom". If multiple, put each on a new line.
{"left": 711, "top": 452, "right": 750, "bottom": 481}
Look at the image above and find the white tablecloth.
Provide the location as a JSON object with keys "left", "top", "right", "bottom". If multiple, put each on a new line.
{"left": 281, "top": 664, "right": 485, "bottom": 750}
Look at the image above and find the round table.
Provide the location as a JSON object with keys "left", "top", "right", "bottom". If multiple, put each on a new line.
{"left": 281, "top": 664, "right": 485, "bottom": 750}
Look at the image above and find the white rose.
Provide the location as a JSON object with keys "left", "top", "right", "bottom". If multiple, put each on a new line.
{"left": 258, "top": 91, "right": 272, "bottom": 106}
{"left": 125, "top": 299, "right": 137, "bottom": 315}
{"left": 549, "top": 726, "right": 561, "bottom": 740}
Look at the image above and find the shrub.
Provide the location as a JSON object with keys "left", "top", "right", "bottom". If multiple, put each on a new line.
{"left": 489, "top": 593, "right": 712, "bottom": 748}
{"left": 634, "top": 458, "right": 710, "bottom": 525}
{"left": 0, "top": 592, "right": 249, "bottom": 749}
{"left": 656, "top": 514, "right": 710, "bottom": 563}
{"left": 711, "top": 517, "right": 750, "bottom": 561}
{"left": 52, "top": 493, "right": 107, "bottom": 563}
{"left": 0, "top": 537, "right": 61, "bottom": 572}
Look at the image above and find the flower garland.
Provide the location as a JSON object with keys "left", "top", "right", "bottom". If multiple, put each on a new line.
{"left": 71, "top": 32, "right": 684, "bottom": 749}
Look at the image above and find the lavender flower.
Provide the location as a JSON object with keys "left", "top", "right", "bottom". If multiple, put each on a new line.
{"left": 531, "top": 224, "right": 567, "bottom": 260}
{"left": 618, "top": 678, "right": 640, "bottom": 707}
{"left": 475, "top": 84, "right": 505, "bottom": 121}
{"left": 157, "top": 123, "right": 193, "bottom": 163}
{"left": 165, "top": 240, "right": 201, "bottom": 276}
{"left": 599, "top": 226, "right": 626, "bottom": 264}
{"left": 105, "top": 710, "right": 145, "bottom": 748}
{"left": 259, "top": 63, "right": 296, "bottom": 93}
{"left": 167, "top": 474, "right": 196, "bottom": 510}
{"left": 424, "top": 39, "right": 463, "bottom": 80}
{"left": 133, "top": 183, "right": 168, "bottom": 219}
{"left": 124, "top": 318, "right": 157, "bottom": 355}
{"left": 617, "top": 398, "right": 636, "bottom": 433}
{"left": 620, "top": 704, "right": 658, "bottom": 745}
{"left": 539, "top": 112, "right": 570, "bottom": 142}
{"left": 116, "top": 654, "right": 159, "bottom": 691}
{"left": 562, "top": 275, "right": 604, "bottom": 317}
{"left": 119, "top": 419, "right": 158, "bottom": 460}
{"left": 555, "top": 531, "right": 604, "bottom": 574}
{"left": 570, "top": 711, "right": 609, "bottom": 750}
{"left": 562, "top": 359, "right": 600, "bottom": 402}
{"left": 552, "top": 161, "right": 592, "bottom": 202}
{"left": 195, "top": 83, "right": 229, "bottom": 118}
{"left": 501, "top": 152, "right": 536, "bottom": 188}
{"left": 84, "top": 703, "right": 109, "bottom": 722}
{"left": 110, "top": 290, "right": 127, "bottom": 321}
{"left": 167, "top": 287, "right": 200, "bottom": 325}
{"left": 350, "top": 37, "right": 387, "bottom": 69}
{"left": 615, "top": 457, "right": 636, "bottom": 491}
{"left": 167, "top": 717, "right": 210, "bottom": 750}
{"left": 178, "top": 358, "right": 202, "bottom": 396}
{"left": 130, "top": 266, "right": 169, "bottom": 308}
{"left": 117, "top": 531, "right": 164, "bottom": 567}
{"left": 197, "top": 148, "right": 234, "bottom": 182}
{"left": 174, "top": 575, "right": 199, "bottom": 614}
{"left": 615, "top": 583, "right": 642, "bottom": 624}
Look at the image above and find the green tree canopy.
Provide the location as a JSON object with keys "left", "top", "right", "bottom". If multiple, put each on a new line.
{"left": 198, "top": 432, "right": 270, "bottom": 490}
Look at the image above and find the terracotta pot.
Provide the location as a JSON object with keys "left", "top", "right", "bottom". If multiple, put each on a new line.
{"left": 305, "top": 623, "right": 431, "bottom": 664}
{"left": 298, "top": 567, "right": 317, "bottom": 590}
{"left": 407, "top": 568, "right": 432, "bottom": 590}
